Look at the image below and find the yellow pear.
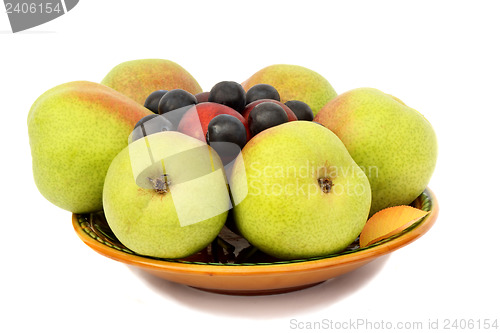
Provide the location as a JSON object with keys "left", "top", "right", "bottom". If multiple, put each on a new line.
{"left": 230, "top": 121, "right": 371, "bottom": 260}
{"left": 241, "top": 64, "right": 337, "bottom": 116}
{"left": 103, "top": 131, "right": 229, "bottom": 258}
{"left": 101, "top": 59, "right": 202, "bottom": 105}
{"left": 27, "top": 81, "right": 152, "bottom": 213}
{"left": 314, "top": 88, "right": 438, "bottom": 215}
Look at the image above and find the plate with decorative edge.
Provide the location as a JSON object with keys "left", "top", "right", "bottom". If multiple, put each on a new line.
{"left": 72, "top": 188, "right": 438, "bottom": 296}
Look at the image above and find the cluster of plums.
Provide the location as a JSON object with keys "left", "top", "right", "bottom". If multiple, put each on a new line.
{"left": 132, "top": 81, "right": 314, "bottom": 153}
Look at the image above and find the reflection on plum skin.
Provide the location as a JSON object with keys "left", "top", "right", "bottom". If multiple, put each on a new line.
{"left": 127, "top": 254, "right": 390, "bottom": 319}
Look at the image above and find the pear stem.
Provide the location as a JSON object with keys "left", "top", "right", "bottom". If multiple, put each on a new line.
{"left": 148, "top": 174, "right": 171, "bottom": 194}
{"left": 318, "top": 177, "right": 333, "bottom": 193}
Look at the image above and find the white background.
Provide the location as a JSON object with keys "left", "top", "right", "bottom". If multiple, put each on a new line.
{"left": 2, "top": 1, "right": 499, "bottom": 332}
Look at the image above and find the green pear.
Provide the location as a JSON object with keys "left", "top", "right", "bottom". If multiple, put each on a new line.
{"left": 103, "top": 131, "right": 229, "bottom": 259}
{"left": 230, "top": 121, "right": 371, "bottom": 260}
{"left": 27, "top": 81, "right": 152, "bottom": 213}
{"left": 314, "top": 88, "right": 438, "bottom": 215}
{"left": 101, "top": 59, "right": 203, "bottom": 105}
{"left": 241, "top": 64, "right": 337, "bottom": 116}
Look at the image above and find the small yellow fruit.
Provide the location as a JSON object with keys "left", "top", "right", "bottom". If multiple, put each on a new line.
{"left": 359, "top": 205, "right": 429, "bottom": 247}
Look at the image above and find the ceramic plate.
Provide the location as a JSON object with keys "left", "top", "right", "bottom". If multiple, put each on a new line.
{"left": 73, "top": 188, "right": 438, "bottom": 295}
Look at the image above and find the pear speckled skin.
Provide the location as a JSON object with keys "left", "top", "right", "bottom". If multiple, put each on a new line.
{"left": 230, "top": 121, "right": 371, "bottom": 260}
{"left": 314, "top": 88, "right": 438, "bottom": 216}
{"left": 241, "top": 64, "right": 337, "bottom": 116}
{"left": 27, "top": 81, "right": 152, "bottom": 213}
{"left": 103, "top": 131, "right": 228, "bottom": 259}
{"left": 101, "top": 59, "right": 202, "bottom": 105}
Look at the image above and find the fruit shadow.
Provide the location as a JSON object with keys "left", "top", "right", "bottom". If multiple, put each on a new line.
{"left": 128, "top": 254, "right": 390, "bottom": 319}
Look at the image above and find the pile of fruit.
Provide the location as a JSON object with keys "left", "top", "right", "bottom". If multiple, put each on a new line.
{"left": 27, "top": 59, "right": 438, "bottom": 262}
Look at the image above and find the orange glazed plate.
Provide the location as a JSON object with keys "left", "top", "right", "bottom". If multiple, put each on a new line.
{"left": 72, "top": 188, "right": 438, "bottom": 296}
